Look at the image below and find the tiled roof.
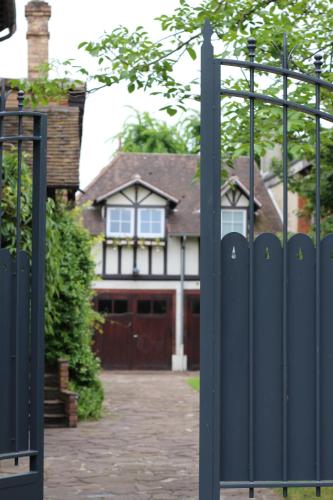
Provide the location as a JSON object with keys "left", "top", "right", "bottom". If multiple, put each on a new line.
{"left": 79, "top": 152, "right": 282, "bottom": 236}
{"left": 4, "top": 86, "right": 85, "bottom": 189}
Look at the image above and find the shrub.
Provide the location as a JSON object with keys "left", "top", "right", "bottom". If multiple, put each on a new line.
{"left": 1, "top": 151, "right": 104, "bottom": 419}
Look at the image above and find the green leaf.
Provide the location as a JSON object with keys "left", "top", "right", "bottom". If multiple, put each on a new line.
{"left": 187, "top": 46, "right": 197, "bottom": 60}
{"left": 128, "top": 82, "right": 135, "bottom": 93}
{"left": 166, "top": 107, "right": 177, "bottom": 116}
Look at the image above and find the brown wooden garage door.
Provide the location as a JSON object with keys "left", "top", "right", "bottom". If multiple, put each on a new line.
{"left": 94, "top": 291, "right": 174, "bottom": 369}
{"left": 184, "top": 293, "right": 200, "bottom": 370}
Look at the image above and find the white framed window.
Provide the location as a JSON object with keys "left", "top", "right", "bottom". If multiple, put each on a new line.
{"left": 221, "top": 209, "right": 247, "bottom": 238}
{"left": 106, "top": 207, "right": 134, "bottom": 237}
{"left": 138, "top": 208, "right": 165, "bottom": 238}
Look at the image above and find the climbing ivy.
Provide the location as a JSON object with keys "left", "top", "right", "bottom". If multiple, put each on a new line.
{"left": 1, "top": 151, "right": 104, "bottom": 420}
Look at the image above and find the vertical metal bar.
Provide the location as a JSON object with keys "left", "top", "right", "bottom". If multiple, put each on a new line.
{"left": 199, "top": 20, "right": 221, "bottom": 500}
{"left": 282, "top": 33, "right": 289, "bottom": 498}
{"left": 14, "top": 91, "right": 24, "bottom": 466}
{"left": 314, "top": 53, "right": 323, "bottom": 498}
{"left": 16, "top": 92, "right": 24, "bottom": 253}
{"left": 0, "top": 79, "right": 5, "bottom": 249}
{"left": 247, "top": 37, "right": 256, "bottom": 499}
{"left": 30, "top": 113, "right": 47, "bottom": 497}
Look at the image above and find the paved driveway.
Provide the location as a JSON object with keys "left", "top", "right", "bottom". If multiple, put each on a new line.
{"left": 45, "top": 371, "right": 279, "bottom": 500}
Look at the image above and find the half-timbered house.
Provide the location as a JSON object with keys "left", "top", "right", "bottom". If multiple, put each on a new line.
{"left": 80, "top": 152, "right": 283, "bottom": 370}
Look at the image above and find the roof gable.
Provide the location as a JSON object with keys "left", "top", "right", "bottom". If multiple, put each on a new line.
{"left": 221, "top": 175, "right": 262, "bottom": 210}
{"left": 95, "top": 175, "right": 179, "bottom": 207}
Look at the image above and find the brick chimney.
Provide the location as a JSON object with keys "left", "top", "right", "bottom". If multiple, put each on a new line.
{"left": 25, "top": 1, "right": 51, "bottom": 79}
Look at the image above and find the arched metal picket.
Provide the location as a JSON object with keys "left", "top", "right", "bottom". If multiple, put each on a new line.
{"left": 200, "top": 20, "right": 333, "bottom": 499}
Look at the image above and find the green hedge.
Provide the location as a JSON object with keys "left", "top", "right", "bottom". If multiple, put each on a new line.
{"left": 2, "top": 151, "right": 104, "bottom": 419}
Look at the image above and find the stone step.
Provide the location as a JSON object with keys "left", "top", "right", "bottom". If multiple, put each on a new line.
{"left": 44, "top": 399, "right": 65, "bottom": 415}
{"left": 44, "top": 372, "right": 58, "bottom": 387}
{"left": 44, "top": 413, "right": 68, "bottom": 428}
{"left": 44, "top": 386, "right": 60, "bottom": 400}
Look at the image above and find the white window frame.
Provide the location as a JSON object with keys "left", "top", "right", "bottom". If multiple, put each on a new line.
{"left": 106, "top": 207, "right": 134, "bottom": 237}
{"left": 221, "top": 208, "right": 247, "bottom": 238}
{"left": 138, "top": 208, "right": 165, "bottom": 238}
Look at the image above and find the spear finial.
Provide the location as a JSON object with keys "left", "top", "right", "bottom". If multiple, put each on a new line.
{"left": 314, "top": 53, "right": 323, "bottom": 76}
{"left": 247, "top": 38, "right": 256, "bottom": 60}
{"left": 202, "top": 19, "right": 213, "bottom": 43}
{"left": 17, "top": 90, "right": 24, "bottom": 111}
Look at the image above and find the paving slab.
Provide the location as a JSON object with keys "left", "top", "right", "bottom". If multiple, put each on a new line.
{"left": 44, "top": 371, "right": 280, "bottom": 500}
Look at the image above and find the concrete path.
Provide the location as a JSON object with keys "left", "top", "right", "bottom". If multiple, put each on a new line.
{"left": 44, "top": 371, "right": 280, "bottom": 500}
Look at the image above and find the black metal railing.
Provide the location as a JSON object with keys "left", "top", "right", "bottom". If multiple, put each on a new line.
{"left": 0, "top": 82, "right": 47, "bottom": 499}
{"left": 200, "top": 20, "right": 333, "bottom": 500}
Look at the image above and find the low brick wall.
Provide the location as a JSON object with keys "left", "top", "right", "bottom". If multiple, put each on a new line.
{"left": 57, "top": 359, "right": 78, "bottom": 428}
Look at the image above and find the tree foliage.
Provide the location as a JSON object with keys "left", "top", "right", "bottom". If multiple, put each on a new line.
{"left": 1, "top": 152, "right": 103, "bottom": 420}
{"left": 75, "top": 0, "right": 333, "bottom": 230}
{"left": 12, "top": 1, "right": 333, "bottom": 228}
{"left": 118, "top": 109, "right": 200, "bottom": 154}
{"left": 77, "top": 0, "right": 333, "bottom": 114}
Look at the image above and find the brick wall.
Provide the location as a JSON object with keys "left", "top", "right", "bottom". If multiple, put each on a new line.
{"left": 58, "top": 360, "right": 78, "bottom": 428}
{"left": 25, "top": 1, "right": 51, "bottom": 80}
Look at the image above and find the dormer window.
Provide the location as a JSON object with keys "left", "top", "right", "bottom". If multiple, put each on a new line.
{"left": 107, "top": 207, "right": 134, "bottom": 237}
{"left": 221, "top": 209, "right": 247, "bottom": 238}
{"left": 138, "top": 208, "right": 165, "bottom": 238}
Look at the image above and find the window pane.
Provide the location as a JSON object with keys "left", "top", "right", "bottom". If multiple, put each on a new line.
{"left": 141, "top": 222, "right": 150, "bottom": 233}
{"left": 111, "top": 209, "right": 120, "bottom": 220}
{"left": 122, "top": 210, "right": 131, "bottom": 222}
{"left": 138, "top": 300, "right": 151, "bottom": 314}
{"left": 222, "top": 211, "right": 232, "bottom": 222}
{"left": 152, "top": 210, "right": 162, "bottom": 222}
{"left": 141, "top": 210, "right": 150, "bottom": 222}
{"left": 223, "top": 222, "right": 233, "bottom": 233}
{"left": 121, "top": 222, "right": 131, "bottom": 233}
{"left": 108, "top": 208, "right": 133, "bottom": 236}
{"left": 153, "top": 300, "right": 167, "bottom": 314}
{"left": 152, "top": 222, "right": 161, "bottom": 233}
{"left": 138, "top": 209, "right": 164, "bottom": 237}
{"left": 233, "top": 211, "right": 244, "bottom": 223}
{"left": 98, "top": 299, "right": 112, "bottom": 313}
{"left": 221, "top": 210, "right": 246, "bottom": 237}
{"left": 114, "top": 300, "right": 128, "bottom": 314}
{"left": 234, "top": 223, "right": 244, "bottom": 234}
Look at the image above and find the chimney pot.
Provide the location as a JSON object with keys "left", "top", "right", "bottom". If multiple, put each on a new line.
{"left": 25, "top": 1, "right": 51, "bottom": 79}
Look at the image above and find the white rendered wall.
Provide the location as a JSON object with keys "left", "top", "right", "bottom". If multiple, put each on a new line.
{"left": 105, "top": 192, "right": 132, "bottom": 205}
{"left": 91, "top": 243, "right": 103, "bottom": 275}
{"left": 151, "top": 247, "right": 164, "bottom": 274}
{"left": 142, "top": 192, "right": 168, "bottom": 206}
{"left": 136, "top": 247, "right": 149, "bottom": 274}
{"left": 270, "top": 183, "right": 299, "bottom": 233}
{"left": 121, "top": 247, "right": 133, "bottom": 274}
{"left": 167, "top": 236, "right": 181, "bottom": 274}
{"left": 185, "top": 237, "right": 199, "bottom": 276}
{"left": 105, "top": 245, "right": 118, "bottom": 274}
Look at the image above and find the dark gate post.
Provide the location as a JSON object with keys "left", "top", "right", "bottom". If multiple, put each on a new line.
{"left": 30, "top": 113, "right": 48, "bottom": 498}
{"left": 199, "top": 20, "right": 221, "bottom": 500}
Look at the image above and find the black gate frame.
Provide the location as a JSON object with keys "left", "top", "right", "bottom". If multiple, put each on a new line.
{"left": 0, "top": 84, "right": 47, "bottom": 499}
{"left": 200, "top": 20, "right": 333, "bottom": 499}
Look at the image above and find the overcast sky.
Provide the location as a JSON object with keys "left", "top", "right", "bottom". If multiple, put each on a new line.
{"left": 0, "top": 0, "right": 200, "bottom": 188}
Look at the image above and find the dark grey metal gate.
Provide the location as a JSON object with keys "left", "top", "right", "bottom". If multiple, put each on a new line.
{"left": 0, "top": 83, "right": 47, "bottom": 499}
{"left": 200, "top": 21, "right": 333, "bottom": 499}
